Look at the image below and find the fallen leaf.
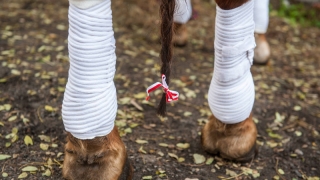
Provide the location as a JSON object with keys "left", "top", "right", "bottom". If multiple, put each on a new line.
{"left": 129, "top": 123, "right": 139, "bottom": 128}
{"left": 124, "top": 128, "right": 132, "bottom": 133}
{"left": 42, "top": 169, "right": 51, "bottom": 176}
{"left": 51, "top": 143, "right": 58, "bottom": 148}
{"left": 253, "top": 117, "right": 259, "bottom": 124}
{"left": 18, "top": 172, "right": 28, "bottom": 179}
{"left": 2, "top": 172, "right": 8, "bottom": 178}
{"left": 178, "top": 157, "right": 185, "bottom": 162}
{"left": 38, "top": 135, "right": 51, "bottom": 142}
{"left": 278, "top": 169, "right": 285, "bottom": 175}
{"left": 134, "top": 92, "right": 146, "bottom": 99}
{"left": 0, "top": 78, "right": 7, "bottom": 83}
{"left": 252, "top": 170, "right": 260, "bottom": 178}
{"left": 142, "top": 176, "right": 152, "bottom": 180}
{"left": 118, "top": 97, "right": 131, "bottom": 105}
{"left": 226, "top": 169, "right": 237, "bottom": 177}
{"left": 206, "top": 157, "right": 214, "bottom": 165}
{"left": 275, "top": 112, "right": 284, "bottom": 123}
{"left": 295, "top": 131, "right": 302, "bottom": 136}
{"left": 40, "top": 143, "right": 49, "bottom": 150}
{"left": 24, "top": 135, "right": 33, "bottom": 146}
{"left": 193, "top": 154, "right": 206, "bottom": 164}
{"left": 157, "top": 151, "right": 164, "bottom": 156}
{"left": 241, "top": 167, "right": 253, "bottom": 175}
{"left": 44, "top": 105, "right": 54, "bottom": 112}
{"left": 159, "top": 143, "right": 168, "bottom": 147}
{"left": 293, "top": 106, "right": 301, "bottom": 111}
{"left": 176, "top": 143, "right": 190, "bottom": 149}
{"left": 268, "top": 132, "right": 283, "bottom": 139}
{"left": 267, "top": 141, "right": 278, "bottom": 148}
{"left": 22, "top": 166, "right": 38, "bottom": 172}
{"left": 0, "top": 154, "right": 11, "bottom": 161}
{"left": 138, "top": 146, "right": 147, "bottom": 154}
{"left": 8, "top": 116, "right": 17, "bottom": 122}
{"left": 3, "top": 104, "right": 12, "bottom": 111}
{"left": 168, "top": 153, "right": 179, "bottom": 160}
{"left": 56, "top": 24, "right": 66, "bottom": 30}
{"left": 11, "top": 69, "right": 21, "bottom": 75}
{"left": 5, "top": 142, "right": 11, "bottom": 147}
{"left": 273, "top": 175, "right": 280, "bottom": 180}
{"left": 136, "top": 139, "right": 148, "bottom": 144}
{"left": 183, "top": 111, "right": 192, "bottom": 117}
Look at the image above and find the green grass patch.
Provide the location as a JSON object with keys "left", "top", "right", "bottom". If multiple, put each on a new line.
{"left": 270, "top": 1, "right": 320, "bottom": 27}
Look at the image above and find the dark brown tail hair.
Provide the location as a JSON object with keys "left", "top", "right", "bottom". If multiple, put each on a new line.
{"left": 157, "top": 0, "right": 175, "bottom": 116}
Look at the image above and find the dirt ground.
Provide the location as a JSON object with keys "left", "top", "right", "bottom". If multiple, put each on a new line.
{"left": 0, "top": 0, "right": 320, "bottom": 179}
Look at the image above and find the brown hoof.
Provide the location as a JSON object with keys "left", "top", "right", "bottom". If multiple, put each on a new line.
{"left": 201, "top": 113, "right": 257, "bottom": 162}
{"left": 173, "top": 23, "right": 188, "bottom": 47}
{"left": 253, "top": 33, "right": 270, "bottom": 65}
{"left": 62, "top": 127, "right": 133, "bottom": 180}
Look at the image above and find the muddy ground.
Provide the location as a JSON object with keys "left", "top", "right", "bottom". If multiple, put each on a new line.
{"left": 0, "top": 0, "right": 320, "bottom": 179}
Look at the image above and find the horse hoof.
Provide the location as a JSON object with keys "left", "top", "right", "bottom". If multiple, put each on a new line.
{"left": 201, "top": 113, "right": 258, "bottom": 162}
{"left": 173, "top": 23, "right": 188, "bottom": 47}
{"left": 62, "top": 127, "right": 133, "bottom": 180}
{"left": 253, "top": 33, "right": 270, "bottom": 65}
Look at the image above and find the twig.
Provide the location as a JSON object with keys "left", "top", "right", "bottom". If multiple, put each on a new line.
{"left": 221, "top": 172, "right": 245, "bottom": 180}
{"left": 19, "top": 162, "right": 46, "bottom": 169}
{"left": 37, "top": 106, "right": 44, "bottom": 123}
{"left": 1, "top": 160, "right": 8, "bottom": 172}
{"left": 280, "top": 122, "right": 297, "bottom": 131}
{"left": 180, "top": 162, "right": 205, "bottom": 167}
{"left": 275, "top": 157, "right": 285, "bottom": 180}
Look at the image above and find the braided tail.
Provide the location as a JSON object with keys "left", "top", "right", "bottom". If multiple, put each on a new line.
{"left": 157, "top": 0, "right": 175, "bottom": 116}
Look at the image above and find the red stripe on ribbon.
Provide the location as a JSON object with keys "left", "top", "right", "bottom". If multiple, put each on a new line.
{"left": 146, "top": 74, "right": 179, "bottom": 102}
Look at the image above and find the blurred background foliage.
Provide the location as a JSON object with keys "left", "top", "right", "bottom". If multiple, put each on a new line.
{"left": 270, "top": 0, "right": 320, "bottom": 27}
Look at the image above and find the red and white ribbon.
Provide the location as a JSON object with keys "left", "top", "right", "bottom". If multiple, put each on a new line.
{"left": 146, "top": 74, "right": 179, "bottom": 102}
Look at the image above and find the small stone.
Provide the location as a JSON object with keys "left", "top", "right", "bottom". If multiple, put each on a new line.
{"left": 294, "top": 170, "right": 302, "bottom": 178}
{"left": 294, "top": 149, "right": 303, "bottom": 155}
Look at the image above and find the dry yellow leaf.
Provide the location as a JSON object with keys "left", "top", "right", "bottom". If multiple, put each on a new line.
{"left": 24, "top": 135, "right": 33, "bottom": 146}
{"left": 40, "top": 143, "right": 49, "bottom": 151}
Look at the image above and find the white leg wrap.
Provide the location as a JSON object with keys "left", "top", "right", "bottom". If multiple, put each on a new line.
{"left": 208, "top": 0, "right": 255, "bottom": 124}
{"left": 174, "top": 0, "right": 192, "bottom": 24}
{"left": 69, "top": 0, "right": 104, "bottom": 9}
{"left": 254, "top": 0, "right": 269, "bottom": 34}
{"left": 62, "top": 0, "right": 117, "bottom": 139}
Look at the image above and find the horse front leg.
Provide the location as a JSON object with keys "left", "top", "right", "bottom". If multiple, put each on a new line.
{"left": 202, "top": 0, "right": 258, "bottom": 162}
{"left": 61, "top": 0, "right": 132, "bottom": 179}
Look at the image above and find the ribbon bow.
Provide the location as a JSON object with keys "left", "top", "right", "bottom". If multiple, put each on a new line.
{"left": 146, "top": 74, "right": 179, "bottom": 102}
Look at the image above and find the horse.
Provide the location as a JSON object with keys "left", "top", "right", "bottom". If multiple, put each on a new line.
{"left": 61, "top": 0, "right": 270, "bottom": 179}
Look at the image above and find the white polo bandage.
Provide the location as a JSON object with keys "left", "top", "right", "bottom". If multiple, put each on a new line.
{"left": 62, "top": 0, "right": 117, "bottom": 139}
{"left": 208, "top": 0, "right": 255, "bottom": 124}
{"left": 174, "top": 0, "right": 192, "bottom": 24}
{"left": 254, "top": 0, "right": 269, "bottom": 34}
{"left": 69, "top": 0, "right": 104, "bottom": 9}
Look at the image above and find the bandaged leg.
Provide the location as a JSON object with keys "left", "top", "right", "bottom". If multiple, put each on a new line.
{"left": 62, "top": 1, "right": 132, "bottom": 179}
{"left": 62, "top": 0, "right": 117, "bottom": 140}
{"left": 254, "top": 0, "right": 269, "bottom": 34}
{"left": 172, "top": 0, "right": 192, "bottom": 46}
{"left": 202, "top": 0, "right": 257, "bottom": 162}
{"left": 174, "top": 0, "right": 192, "bottom": 24}
{"left": 208, "top": 0, "right": 255, "bottom": 124}
{"left": 253, "top": 0, "right": 270, "bottom": 63}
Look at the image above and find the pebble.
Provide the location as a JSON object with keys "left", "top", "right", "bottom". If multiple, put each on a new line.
{"left": 294, "top": 149, "right": 303, "bottom": 155}
{"left": 294, "top": 170, "right": 302, "bottom": 178}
